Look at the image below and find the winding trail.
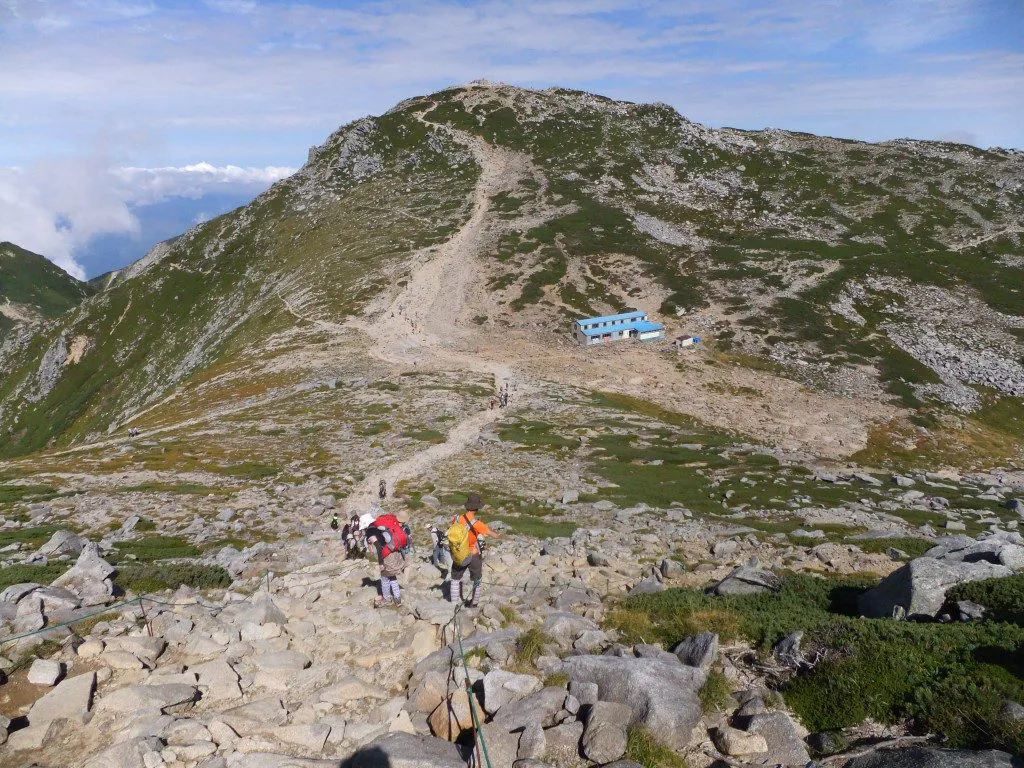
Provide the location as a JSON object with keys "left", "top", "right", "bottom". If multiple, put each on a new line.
{"left": 340, "top": 114, "right": 533, "bottom": 509}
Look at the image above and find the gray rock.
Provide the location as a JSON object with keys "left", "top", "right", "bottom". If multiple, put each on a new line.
{"left": 37, "top": 530, "right": 87, "bottom": 557}
{"left": 517, "top": 722, "right": 546, "bottom": 760}
{"left": 773, "top": 631, "right": 805, "bottom": 668}
{"left": 34, "top": 585, "right": 81, "bottom": 612}
{"left": 482, "top": 669, "right": 543, "bottom": 716}
{"left": 493, "top": 687, "right": 567, "bottom": 731}
{"left": 660, "top": 558, "right": 685, "bottom": 579}
{"left": 51, "top": 543, "right": 115, "bottom": 606}
{"left": 340, "top": 732, "right": 466, "bottom": 768}
{"left": 858, "top": 557, "right": 1014, "bottom": 619}
{"left": 956, "top": 600, "right": 987, "bottom": 621}
{"left": 544, "top": 721, "right": 584, "bottom": 763}
{"left": 563, "top": 655, "right": 705, "bottom": 749}
{"left": 581, "top": 701, "right": 631, "bottom": 763}
{"left": 634, "top": 644, "right": 678, "bottom": 664}
{"left": 553, "top": 589, "right": 600, "bottom": 610}
{"left": 673, "top": 632, "right": 718, "bottom": 669}
{"left": 843, "top": 746, "right": 1023, "bottom": 767}
{"left": 0, "top": 582, "right": 41, "bottom": 603}
{"left": 893, "top": 474, "right": 916, "bottom": 488}
{"left": 568, "top": 681, "right": 598, "bottom": 706}
{"left": 27, "top": 658, "right": 64, "bottom": 686}
{"left": 81, "top": 736, "right": 165, "bottom": 768}
{"left": 96, "top": 683, "right": 198, "bottom": 716}
{"left": 628, "top": 576, "right": 665, "bottom": 595}
{"left": 480, "top": 722, "right": 519, "bottom": 768}
{"left": 542, "top": 612, "right": 599, "bottom": 648}
{"left": 561, "top": 490, "right": 580, "bottom": 505}
{"left": 739, "top": 712, "right": 809, "bottom": 766}
{"left": 711, "top": 565, "right": 781, "bottom": 596}
{"left": 28, "top": 671, "right": 95, "bottom": 725}
{"left": 1000, "top": 699, "right": 1024, "bottom": 722}
{"left": 587, "top": 551, "right": 611, "bottom": 567}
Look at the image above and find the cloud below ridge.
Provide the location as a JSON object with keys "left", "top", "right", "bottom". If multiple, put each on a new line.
{"left": 0, "top": 161, "right": 294, "bottom": 279}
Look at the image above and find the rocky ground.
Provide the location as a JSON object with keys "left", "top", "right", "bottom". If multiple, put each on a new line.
{"left": 1, "top": 460, "right": 1023, "bottom": 767}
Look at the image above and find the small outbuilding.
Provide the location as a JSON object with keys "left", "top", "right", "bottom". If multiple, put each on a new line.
{"left": 574, "top": 310, "right": 665, "bottom": 346}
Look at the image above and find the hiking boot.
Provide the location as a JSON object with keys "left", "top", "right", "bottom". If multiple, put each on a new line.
{"left": 373, "top": 596, "right": 393, "bottom": 608}
{"left": 392, "top": 597, "right": 402, "bottom": 608}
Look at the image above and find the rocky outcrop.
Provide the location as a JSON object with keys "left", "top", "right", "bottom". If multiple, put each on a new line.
{"left": 859, "top": 557, "right": 1014, "bottom": 619}
{"left": 562, "top": 655, "right": 706, "bottom": 749}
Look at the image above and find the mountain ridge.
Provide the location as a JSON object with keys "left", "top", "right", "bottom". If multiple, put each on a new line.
{"left": 0, "top": 81, "right": 1021, "bottom": 469}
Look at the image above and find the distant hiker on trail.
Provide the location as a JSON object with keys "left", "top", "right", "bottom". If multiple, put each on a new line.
{"left": 428, "top": 523, "right": 452, "bottom": 574}
{"left": 330, "top": 512, "right": 339, "bottom": 531}
{"left": 446, "top": 493, "right": 498, "bottom": 608}
{"left": 379, "top": 479, "right": 387, "bottom": 500}
{"left": 364, "top": 511, "right": 409, "bottom": 608}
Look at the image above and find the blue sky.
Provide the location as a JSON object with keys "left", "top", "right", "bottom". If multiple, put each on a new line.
{"left": 1, "top": 0, "right": 1022, "bottom": 276}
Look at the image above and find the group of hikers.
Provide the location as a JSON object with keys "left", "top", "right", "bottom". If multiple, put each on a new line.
{"left": 330, "top": 491, "right": 497, "bottom": 609}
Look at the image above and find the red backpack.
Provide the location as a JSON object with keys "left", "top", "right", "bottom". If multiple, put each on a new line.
{"left": 374, "top": 514, "right": 408, "bottom": 557}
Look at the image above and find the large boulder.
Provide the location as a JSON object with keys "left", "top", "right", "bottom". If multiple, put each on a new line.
{"left": 858, "top": 557, "right": 1014, "bottom": 619}
{"left": 673, "top": 632, "right": 718, "bottom": 669}
{"left": 844, "top": 746, "right": 1023, "bottom": 767}
{"left": 581, "top": 701, "right": 631, "bottom": 763}
{"left": 492, "top": 687, "right": 568, "bottom": 732}
{"left": 95, "top": 683, "right": 198, "bottom": 717}
{"left": 340, "top": 732, "right": 467, "bottom": 768}
{"left": 81, "top": 737, "right": 164, "bottom": 768}
{"left": 482, "top": 669, "right": 543, "bottom": 715}
{"left": 50, "top": 543, "right": 115, "bottom": 606}
{"left": 562, "top": 655, "right": 705, "bottom": 749}
{"left": 738, "top": 712, "right": 809, "bottom": 766}
{"left": 28, "top": 671, "right": 96, "bottom": 726}
{"left": 37, "top": 530, "right": 88, "bottom": 557}
{"left": 710, "top": 565, "right": 781, "bottom": 596}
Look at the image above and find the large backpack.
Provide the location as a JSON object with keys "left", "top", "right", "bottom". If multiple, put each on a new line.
{"left": 447, "top": 519, "right": 472, "bottom": 565}
{"left": 374, "top": 514, "right": 408, "bottom": 557}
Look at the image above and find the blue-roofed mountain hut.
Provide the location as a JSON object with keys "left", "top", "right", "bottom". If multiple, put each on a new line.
{"left": 573, "top": 310, "right": 666, "bottom": 346}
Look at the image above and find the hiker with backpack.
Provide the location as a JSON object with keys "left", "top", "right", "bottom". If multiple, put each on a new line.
{"left": 446, "top": 492, "right": 498, "bottom": 608}
{"left": 341, "top": 514, "right": 364, "bottom": 558}
{"left": 428, "top": 523, "right": 452, "bottom": 574}
{"left": 363, "top": 511, "right": 410, "bottom": 608}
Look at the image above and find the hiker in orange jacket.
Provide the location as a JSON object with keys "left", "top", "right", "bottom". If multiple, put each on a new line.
{"left": 447, "top": 492, "right": 498, "bottom": 607}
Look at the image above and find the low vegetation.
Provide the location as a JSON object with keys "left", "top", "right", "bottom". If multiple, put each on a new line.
{"left": 114, "top": 562, "right": 232, "bottom": 594}
{"left": 612, "top": 573, "right": 1024, "bottom": 753}
{"left": 625, "top": 726, "right": 688, "bottom": 768}
{"left": 111, "top": 535, "right": 202, "bottom": 563}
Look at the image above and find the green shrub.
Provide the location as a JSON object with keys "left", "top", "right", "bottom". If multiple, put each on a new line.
{"left": 115, "top": 562, "right": 232, "bottom": 593}
{"left": 112, "top": 535, "right": 201, "bottom": 562}
{"left": 135, "top": 518, "right": 157, "bottom": 532}
{"left": 856, "top": 537, "right": 935, "bottom": 558}
{"left": 515, "top": 626, "right": 554, "bottom": 667}
{"left": 0, "top": 524, "right": 74, "bottom": 550}
{"left": 948, "top": 574, "right": 1024, "bottom": 623}
{"left": 618, "top": 573, "right": 1024, "bottom": 752}
{"left": 544, "top": 672, "right": 570, "bottom": 688}
{"left": 699, "top": 670, "right": 734, "bottom": 713}
{"left": 0, "top": 563, "right": 68, "bottom": 591}
{"left": 625, "top": 726, "right": 688, "bottom": 768}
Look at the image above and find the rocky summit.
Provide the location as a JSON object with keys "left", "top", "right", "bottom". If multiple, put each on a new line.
{"left": 0, "top": 82, "right": 1023, "bottom": 767}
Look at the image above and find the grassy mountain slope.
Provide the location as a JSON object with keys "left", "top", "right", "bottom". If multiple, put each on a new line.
{"left": 0, "top": 242, "right": 92, "bottom": 338}
{"left": 0, "top": 82, "right": 1021, "bottom": 466}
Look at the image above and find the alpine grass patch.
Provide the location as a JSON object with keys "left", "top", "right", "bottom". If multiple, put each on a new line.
{"left": 615, "top": 573, "right": 1024, "bottom": 752}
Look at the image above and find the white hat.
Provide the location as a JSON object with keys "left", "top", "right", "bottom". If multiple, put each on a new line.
{"left": 358, "top": 513, "right": 375, "bottom": 530}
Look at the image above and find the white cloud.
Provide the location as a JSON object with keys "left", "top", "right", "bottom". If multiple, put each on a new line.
{"left": 0, "top": 160, "right": 293, "bottom": 278}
